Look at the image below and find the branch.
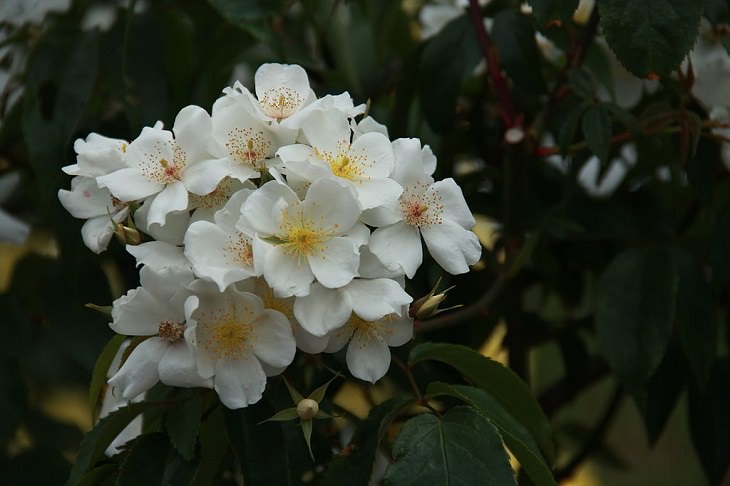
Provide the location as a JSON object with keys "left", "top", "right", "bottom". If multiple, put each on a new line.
{"left": 467, "top": 0, "right": 518, "bottom": 128}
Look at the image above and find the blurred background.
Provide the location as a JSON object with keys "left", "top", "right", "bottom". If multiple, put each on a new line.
{"left": 1, "top": 0, "right": 727, "bottom": 484}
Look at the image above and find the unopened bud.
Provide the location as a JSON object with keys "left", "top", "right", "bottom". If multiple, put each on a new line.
{"left": 411, "top": 279, "right": 457, "bottom": 320}
{"left": 113, "top": 222, "right": 142, "bottom": 246}
{"left": 296, "top": 398, "right": 319, "bottom": 420}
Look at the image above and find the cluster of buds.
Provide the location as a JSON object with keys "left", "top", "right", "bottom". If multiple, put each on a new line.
{"left": 58, "top": 63, "right": 481, "bottom": 409}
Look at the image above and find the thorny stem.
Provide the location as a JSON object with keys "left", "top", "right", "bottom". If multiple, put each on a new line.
{"left": 467, "top": 0, "right": 518, "bottom": 129}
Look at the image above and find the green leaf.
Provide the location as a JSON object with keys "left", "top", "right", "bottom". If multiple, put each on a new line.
{"left": 89, "top": 334, "right": 126, "bottom": 421}
{"left": 418, "top": 14, "right": 481, "bottom": 132}
{"left": 409, "top": 342, "right": 554, "bottom": 463}
{"left": 207, "top": 0, "right": 287, "bottom": 22}
{"left": 672, "top": 247, "right": 717, "bottom": 386}
{"left": 527, "top": 0, "right": 580, "bottom": 26}
{"left": 66, "top": 402, "right": 152, "bottom": 486}
{"left": 711, "top": 204, "right": 730, "bottom": 291}
{"left": 558, "top": 99, "right": 591, "bottom": 154}
{"left": 284, "top": 378, "right": 304, "bottom": 403}
{"left": 569, "top": 68, "right": 596, "bottom": 99}
{"left": 116, "top": 432, "right": 170, "bottom": 486}
{"left": 301, "top": 419, "right": 314, "bottom": 461}
{"left": 76, "top": 465, "right": 117, "bottom": 486}
{"left": 597, "top": 0, "right": 703, "bottom": 77}
{"left": 224, "top": 399, "right": 291, "bottom": 486}
{"left": 634, "top": 341, "right": 688, "bottom": 445}
{"left": 492, "top": 10, "right": 547, "bottom": 94}
{"left": 595, "top": 247, "right": 678, "bottom": 392}
{"left": 383, "top": 407, "right": 516, "bottom": 486}
{"left": 261, "top": 407, "right": 299, "bottom": 423}
{"left": 190, "top": 406, "right": 228, "bottom": 486}
{"left": 308, "top": 372, "right": 342, "bottom": 403}
{"left": 581, "top": 104, "right": 612, "bottom": 164}
{"left": 689, "top": 360, "right": 730, "bottom": 486}
{"left": 321, "top": 396, "right": 414, "bottom": 486}
{"left": 428, "top": 383, "right": 556, "bottom": 486}
{"left": 165, "top": 395, "right": 204, "bottom": 461}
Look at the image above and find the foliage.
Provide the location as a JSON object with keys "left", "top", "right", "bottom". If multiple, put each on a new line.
{"left": 0, "top": 0, "right": 729, "bottom": 485}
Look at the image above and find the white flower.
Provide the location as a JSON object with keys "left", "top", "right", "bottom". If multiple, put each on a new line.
{"left": 367, "top": 138, "right": 481, "bottom": 277}
{"left": 278, "top": 109, "right": 401, "bottom": 210}
{"left": 293, "top": 278, "right": 412, "bottom": 337}
{"left": 108, "top": 266, "right": 210, "bottom": 400}
{"left": 97, "top": 106, "right": 230, "bottom": 225}
{"left": 242, "top": 178, "right": 362, "bottom": 297}
{"left": 326, "top": 309, "right": 414, "bottom": 383}
{"left": 186, "top": 280, "right": 296, "bottom": 409}
{"left": 57, "top": 176, "right": 129, "bottom": 253}
{"left": 184, "top": 188, "right": 258, "bottom": 291}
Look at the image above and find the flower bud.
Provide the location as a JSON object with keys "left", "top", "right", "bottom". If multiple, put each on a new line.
{"left": 113, "top": 221, "right": 142, "bottom": 246}
{"left": 296, "top": 398, "right": 319, "bottom": 420}
{"left": 411, "top": 279, "right": 458, "bottom": 320}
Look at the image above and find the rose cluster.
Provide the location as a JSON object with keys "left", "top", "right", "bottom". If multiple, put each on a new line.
{"left": 58, "top": 63, "right": 481, "bottom": 409}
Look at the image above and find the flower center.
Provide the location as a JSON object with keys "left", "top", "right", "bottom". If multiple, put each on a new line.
{"left": 225, "top": 233, "right": 254, "bottom": 266}
{"left": 316, "top": 141, "right": 369, "bottom": 181}
{"left": 399, "top": 183, "right": 443, "bottom": 228}
{"left": 259, "top": 87, "right": 303, "bottom": 120}
{"left": 158, "top": 320, "right": 185, "bottom": 343}
{"left": 140, "top": 140, "right": 187, "bottom": 184}
{"left": 200, "top": 315, "right": 252, "bottom": 361}
{"left": 225, "top": 127, "right": 271, "bottom": 169}
{"left": 278, "top": 207, "right": 330, "bottom": 260}
{"left": 189, "top": 177, "right": 234, "bottom": 210}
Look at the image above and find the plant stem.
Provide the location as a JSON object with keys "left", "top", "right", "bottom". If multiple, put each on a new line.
{"left": 393, "top": 356, "right": 423, "bottom": 402}
{"left": 467, "top": 0, "right": 518, "bottom": 128}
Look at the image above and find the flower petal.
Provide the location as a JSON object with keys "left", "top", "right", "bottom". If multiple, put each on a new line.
{"left": 347, "top": 278, "right": 412, "bottom": 321}
{"left": 346, "top": 332, "right": 390, "bottom": 383}
{"left": 368, "top": 222, "right": 422, "bottom": 278}
{"left": 108, "top": 337, "right": 167, "bottom": 399}
{"left": 293, "top": 283, "right": 352, "bottom": 336}
{"left": 251, "top": 309, "right": 296, "bottom": 368}
{"left": 307, "top": 237, "right": 360, "bottom": 289}
{"left": 214, "top": 353, "right": 266, "bottom": 409}
{"left": 421, "top": 220, "right": 481, "bottom": 275}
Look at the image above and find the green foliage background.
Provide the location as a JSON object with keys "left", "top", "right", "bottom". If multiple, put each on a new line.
{"left": 0, "top": 0, "right": 729, "bottom": 484}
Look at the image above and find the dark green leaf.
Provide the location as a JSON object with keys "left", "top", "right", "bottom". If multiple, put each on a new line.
{"left": 633, "top": 341, "right": 688, "bottom": 446}
{"left": 262, "top": 407, "right": 299, "bottom": 423}
{"left": 207, "top": 0, "right": 287, "bottom": 22}
{"left": 383, "top": 407, "right": 516, "bottom": 486}
{"left": 409, "top": 342, "right": 554, "bottom": 463}
{"left": 492, "top": 10, "right": 547, "bottom": 94}
{"left": 558, "top": 100, "right": 590, "bottom": 154}
{"left": 711, "top": 204, "right": 730, "bottom": 291}
{"left": 418, "top": 14, "right": 481, "bottom": 132}
{"left": 166, "top": 395, "right": 204, "bottom": 461}
{"left": 190, "top": 406, "right": 228, "bottom": 486}
{"left": 595, "top": 247, "right": 678, "bottom": 392}
{"left": 89, "top": 334, "right": 127, "bottom": 421}
{"left": 527, "top": 0, "right": 580, "bottom": 26}
{"left": 117, "top": 432, "right": 170, "bottom": 486}
{"left": 581, "top": 104, "right": 612, "bottom": 164}
{"left": 66, "top": 402, "right": 152, "bottom": 486}
{"left": 224, "top": 399, "right": 291, "bottom": 486}
{"left": 672, "top": 247, "right": 717, "bottom": 386}
{"left": 76, "top": 465, "right": 117, "bottom": 486}
{"left": 428, "top": 383, "right": 556, "bottom": 486}
{"left": 321, "top": 396, "right": 414, "bottom": 486}
{"left": 569, "top": 68, "right": 596, "bottom": 99}
{"left": 689, "top": 359, "right": 730, "bottom": 486}
{"left": 597, "top": 0, "right": 703, "bottom": 77}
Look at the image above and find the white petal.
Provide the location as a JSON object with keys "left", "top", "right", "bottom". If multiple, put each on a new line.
{"left": 241, "top": 181, "right": 298, "bottom": 236}
{"left": 346, "top": 332, "right": 390, "bottom": 383}
{"left": 126, "top": 241, "right": 191, "bottom": 271}
{"left": 108, "top": 337, "right": 167, "bottom": 399}
{"left": 182, "top": 158, "right": 232, "bottom": 195}
{"left": 346, "top": 279, "right": 412, "bottom": 321}
{"left": 293, "top": 284, "right": 352, "bottom": 336}
{"left": 351, "top": 132, "right": 395, "bottom": 178}
{"left": 214, "top": 354, "right": 266, "bottom": 409}
{"left": 368, "top": 222, "right": 422, "bottom": 278}
{"left": 97, "top": 167, "right": 161, "bottom": 201}
{"left": 292, "top": 320, "right": 330, "bottom": 354}
{"left": 421, "top": 220, "right": 482, "bottom": 275}
{"left": 264, "top": 246, "right": 315, "bottom": 297}
{"left": 251, "top": 309, "right": 296, "bottom": 367}
{"left": 173, "top": 105, "right": 213, "bottom": 160}
{"left": 352, "top": 177, "right": 403, "bottom": 210}
{"left": 146, "top": 181, "right": 189, "bottom": 226}
{"left": 303, "top": 178, "right": 361, "bottom": 233}
{"left": 432, "top": 178, "right": 475, "bottom": 229}
{"left": 158, "top": 341, "right": 212, "bottom": 389}
{"left": 110, "top": 288, "right": 168, "bottom": 336}
{"left": 301, "top": 109, "right": 350, "bottom": 154}
{"left": 80, "top": 211, "right": 126, "bottom": 254}
{"left": 307, "top": 237, "right": 359, "bottom": 289}
{"left": 58, "top": 177, "right": 116, "bottom": 219}
{"left": 382, "top": 315, "right": 414, "bottom": 347}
